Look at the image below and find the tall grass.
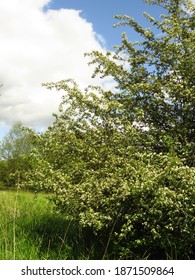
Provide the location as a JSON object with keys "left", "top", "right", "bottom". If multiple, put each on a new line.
{"left": 0, "top": 189, "right": 101, "bottom": 260}
{"left": 1, "top": 189, "right": 181, "bottom": 260}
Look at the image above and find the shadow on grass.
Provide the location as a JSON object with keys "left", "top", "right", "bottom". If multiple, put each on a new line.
{"left": 24, "top": 214, "right": 106, "bottom": 260}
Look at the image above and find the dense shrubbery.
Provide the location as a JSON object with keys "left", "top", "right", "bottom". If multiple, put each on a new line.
{"left": 24, "top": 82, "right": 195, "bottom": 259}
{"left": 0, "top": 156, "right": 31, "bottom": 188}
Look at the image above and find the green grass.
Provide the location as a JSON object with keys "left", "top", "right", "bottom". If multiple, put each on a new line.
{"left": 1, "top": 189, "right": 187, "bottom": 260}
{"left": 0, "top": 189, "right": 101, "bottom": 260}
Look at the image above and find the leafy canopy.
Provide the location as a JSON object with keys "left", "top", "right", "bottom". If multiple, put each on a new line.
{"left": 87, "top": 0, "right": 195, "bottom": 164}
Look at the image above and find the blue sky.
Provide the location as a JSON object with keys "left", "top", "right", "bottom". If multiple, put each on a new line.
{"left": 49, "top": 0, "right": 165, "bottom": 49}
{"left": 0, "top": 0, "right": 182, "bottom": 141}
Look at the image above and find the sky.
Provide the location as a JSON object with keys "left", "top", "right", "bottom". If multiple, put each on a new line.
{"left": 0, "top": 0, "right": 194, "bottom": 140}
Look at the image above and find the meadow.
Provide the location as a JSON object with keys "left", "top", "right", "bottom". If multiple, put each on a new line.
{"left": 0, "top": 189, "right": 102, "bottom": 260}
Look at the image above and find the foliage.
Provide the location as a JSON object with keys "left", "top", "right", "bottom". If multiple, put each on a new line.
{"left": 0, "top": 122, "right": 34, "bottom": 160}
{"left": 23, "top": 0, "right": 195, "bottom": 259}
{"left": 87, "top": 0, "right": 195, "bottom": 165}
{"left": 24, "top": 80, "right": 195, "bottom": 259}
{"left": 0, "top": 122, "right": 35, "bottom": 188}
{"left": 0, "top": 157, "right": 31, "bottom": 189}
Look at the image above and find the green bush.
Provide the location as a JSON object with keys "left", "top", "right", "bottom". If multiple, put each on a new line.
{"left": 22, "top": 0, "right": 195, "bottom": 259}
{"left": 24, "top": 131, "right": 195, "bottom": 259}
{"left": 53, "top": 152, "right": 194, "bottom": 259}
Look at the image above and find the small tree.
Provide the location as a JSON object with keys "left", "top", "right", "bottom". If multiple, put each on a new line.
{"left": 0, "top": 122, "right": 34, "bottom": 160}
{"left": 0, "top": 122, "right": 35, "bottom": 187}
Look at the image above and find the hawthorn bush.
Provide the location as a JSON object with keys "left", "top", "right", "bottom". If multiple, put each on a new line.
{"left": 24, "top": 0, "right": 195, "bottom": 259}
{"left": 24, "top": 79, "right": 195, "bottom": 259}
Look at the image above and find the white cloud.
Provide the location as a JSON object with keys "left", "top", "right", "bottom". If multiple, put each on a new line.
{"left": 0, "top": 0, "right": 106, "bottom": 133}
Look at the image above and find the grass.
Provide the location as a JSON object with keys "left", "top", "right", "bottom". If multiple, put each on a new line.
{"left": 0, "top": 189, "right": 101, "bottom": 260}
{"left": 2, "top": 189, "right": 185, "bottom": 260}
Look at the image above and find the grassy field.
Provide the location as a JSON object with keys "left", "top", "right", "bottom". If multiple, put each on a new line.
{"left": 0, "top": 189, "right": 101, "bottom": 260}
